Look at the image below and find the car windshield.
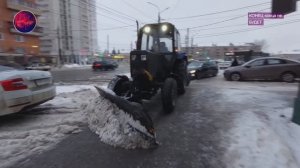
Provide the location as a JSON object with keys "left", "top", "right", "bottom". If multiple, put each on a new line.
{"left": 0, "top": 65, "right": 15, "bottom": 72}
{"left": 188, "top": 61, "right": 203, "bottom": 68}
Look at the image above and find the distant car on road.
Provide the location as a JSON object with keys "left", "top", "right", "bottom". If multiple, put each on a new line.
{"left": 224, "top": 57, "right": 300, "bottom": 82}
{"left": 25, "top": 63, "right": 51, "bottom": 71}
{"left": 188, "top": 60, "right": 218, "bottom": 80}
{"left": 218, "top": 60, "right": 232, "bottom": 69}
{"left": 0, "top": 65, "right": 56, "bottom": 116}
{"left": 92, "top": 60, "right": 118, "bottom": 71}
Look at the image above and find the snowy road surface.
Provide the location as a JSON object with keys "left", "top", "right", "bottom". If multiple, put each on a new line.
{"left": 1, "top": 73, "right": 300, "bottom": 168}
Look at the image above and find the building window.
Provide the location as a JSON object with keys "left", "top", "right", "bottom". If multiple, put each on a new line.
{"left": 15, "top": 47, "right": 25, "bottom": 54}
{"left": 0, "top": 33, "right": 4, "bottom": 40}
{"left": 15, "top": 35, "right": 25, "bottom": 42}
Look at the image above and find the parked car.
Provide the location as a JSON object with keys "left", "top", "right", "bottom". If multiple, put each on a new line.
{"left": 223, "top": 57, "right": 300, "bottom": 82}
{"left": 92, "top": 60, "right": 118, "bottom": 71}
{"left": 188, "top": 60, "right": 219, "bottom": 80}
{"left": 0, "top": 65, "right": 56, "bottom": 116}
{"left": 218, "top": 60, "right": 232, "bottom": 69}
{"left": 25, "top": 63, "right": 51, "bottom": 71}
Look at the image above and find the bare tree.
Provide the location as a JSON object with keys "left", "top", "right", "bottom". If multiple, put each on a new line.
{"left": 253, "top": 39, "right": 269, "bottom": 51}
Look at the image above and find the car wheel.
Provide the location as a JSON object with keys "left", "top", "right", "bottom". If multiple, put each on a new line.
{"left": 196, "top": 72, "right": 202, "bottom": 80}
{"left": 230, "top": 73, "right": 241, "bottom": 81}
{"left": 162, "top": 78, "right": 177, "bottom": 113}
{"left": 281, "top": 72, "right": 295, "bottom": 83}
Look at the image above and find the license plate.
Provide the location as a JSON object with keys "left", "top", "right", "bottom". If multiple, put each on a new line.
{"left": 35, "top": 78, "right": 51, "bottom": 86}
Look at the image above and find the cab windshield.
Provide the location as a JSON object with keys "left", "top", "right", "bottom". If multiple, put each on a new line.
{"left": 140, "top": 25, "right": 173, "bottom": 53}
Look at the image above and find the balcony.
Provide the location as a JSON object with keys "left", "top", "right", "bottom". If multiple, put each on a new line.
{"left": 7, "top": 0, "right": 42, "bottom": 15}
{"left": 9, "top": 23, "right": 43, "bottom": 36}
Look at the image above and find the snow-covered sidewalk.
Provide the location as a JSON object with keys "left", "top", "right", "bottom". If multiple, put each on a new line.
{"left": 223, "top": 83, "right": 300, "bottom": 168}
{"left": 0, "top": 85, "right": 98, "bottom": 168}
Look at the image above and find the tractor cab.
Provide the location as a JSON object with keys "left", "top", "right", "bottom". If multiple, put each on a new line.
{"left": 130, "top": 22, "right": 182, "bottom": 83}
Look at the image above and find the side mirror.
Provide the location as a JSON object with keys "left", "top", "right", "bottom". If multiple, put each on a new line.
{"left": 245, "top": 65, "right": 251, "bottom": 68}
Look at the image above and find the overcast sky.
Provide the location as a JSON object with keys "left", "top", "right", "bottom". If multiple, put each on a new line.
{"left": 96, "top": 0, "right": 300, "bottom": 54}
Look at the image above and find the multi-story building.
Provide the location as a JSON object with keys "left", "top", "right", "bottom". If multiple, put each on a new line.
{"left": 182, "top": 43, "right": 262, "bottom": 60}
{"left": 37, "top": 0, "right": 98, "bottom": 64}
{"left": 0, "top": 0, "right": 42, "bottom": 65}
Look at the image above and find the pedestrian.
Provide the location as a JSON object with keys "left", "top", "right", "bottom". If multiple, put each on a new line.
{"left": 231, "top": 57, "right": 238, "bottom": 67}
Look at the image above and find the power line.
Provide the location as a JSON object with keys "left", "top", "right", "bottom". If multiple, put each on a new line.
{"left": 191, "top": 13, "right": 300, "bottom": 36}
{"left": 121, "top": 0, "right": 155, "bottom": 22}
{"left": 169, "top": 2, "right": 270, "bottom": 20}
{"left": 193, "top": 19, "right": 300, "bottom": 39}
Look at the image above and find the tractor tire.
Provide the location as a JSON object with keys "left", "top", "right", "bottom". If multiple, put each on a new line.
{"left": 162, "top": 78, "right": 177, "bottom": 113}
{"left": 176, "top": 60, "right": 188, "bottom": 95}
{"left": 108, "top": 76, "right": 130, "bottom": 97}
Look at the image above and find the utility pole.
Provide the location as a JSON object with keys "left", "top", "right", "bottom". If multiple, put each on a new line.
{"left": 191, "top": 37, "right": 194, "bottom": 55}
{"left": 107, "top": 35, "right": 109, "bottom": 56}
{"left": 185, "top": 28, "right": 190, "bottom": 54}
{"left": 57, "top": 28, "right": 62, "bottom": 67}
{"left": 292, "top": 80, "right": 300, "bottom": 125}
{"left": 147, "top": 2, "right": 169, "bottom": 23}
{"left": 130, "top": 42, "right": 133, "bottom": 51}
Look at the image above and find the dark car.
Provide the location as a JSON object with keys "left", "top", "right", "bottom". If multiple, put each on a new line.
{"left": 188, "top": 60, "right": 219, "bottom": 80}
{"left": 92, "top": 60, "right": 118, "bottom": 71}
{"left": 223, "top": 57, "right": 300, "bottom": 82}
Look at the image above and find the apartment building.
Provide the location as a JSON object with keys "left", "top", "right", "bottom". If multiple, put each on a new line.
{"left": 37, "top": 0, "right": 98, "bottom": 64}
{"left": 182, "top": 43, "right": 262, "bottom": 60}
{"left": 0, "top": 0, "right": 42, "bottom": 65}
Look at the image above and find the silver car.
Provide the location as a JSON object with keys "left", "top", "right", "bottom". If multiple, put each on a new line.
{"left": 0, "top": 65, "right": 56, "bottom": 116}
{"left": 224, "top": 57, "right": 300, "bottom": 82}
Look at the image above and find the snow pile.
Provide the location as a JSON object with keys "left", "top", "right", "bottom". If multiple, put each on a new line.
{"left": 222, "top": 83, "right": 300, "bottom": 168}
{"left": 56, "top": 85, "right": 95, "bottom": 94}
{"left": 225, "top": 111, "right": 298, "bottom": 168}
{"left": 85, "top": 89, "right": 156, "bottom": 149}
{"left": 62, "top": 64, "right": 90, "bottom": 68}
{"left": 0, "top": 85, "right": 98, "bottom": 168}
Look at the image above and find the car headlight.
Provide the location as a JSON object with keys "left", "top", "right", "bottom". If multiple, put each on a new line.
{"left": 190, "top": 70, "right": 196, "bottom": 74}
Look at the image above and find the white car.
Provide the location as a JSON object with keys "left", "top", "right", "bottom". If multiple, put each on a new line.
{"left": 25, "top": 63, "right": 51, "bottom": 71}
{"left": 218, "top": 61, "right": 232, "bottom": 70}
{"left": 0, "top": 65, "right": 56, "bottom": 116}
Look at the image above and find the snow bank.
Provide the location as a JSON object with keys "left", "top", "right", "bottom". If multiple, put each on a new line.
{"left": 56, "top": 85, "right": 95, "bottom": 94}
{"left": 0, "top": 85, "right": 99, "bottom": 168}
{"left": 225, "top": 111, "right": 298, "bottom": 168}
{"left": 85, "top": 89, "right": 156, "bottom": 149}
{"left": 223, "top": 83, "right": 300, "bottom": 168}
{"left": 63, "top": 64, "right": 90, "bottom": 68}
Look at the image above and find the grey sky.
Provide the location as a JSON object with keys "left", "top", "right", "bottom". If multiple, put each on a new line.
{"left": 96, "top": 0, "right": 300, "bottom": 54}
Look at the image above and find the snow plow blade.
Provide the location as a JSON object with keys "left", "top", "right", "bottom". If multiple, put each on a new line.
{"left": 94, "top": 86, "right": 156, "bottom": 139}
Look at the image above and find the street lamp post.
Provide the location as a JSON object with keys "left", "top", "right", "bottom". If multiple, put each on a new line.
{"left": 147, "top": 2, "right": 170, "bottom": 23}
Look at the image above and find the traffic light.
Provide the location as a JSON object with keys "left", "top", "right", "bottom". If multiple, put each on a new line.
{"left": 272, "top": 0, "right": 297, "bottom": 15}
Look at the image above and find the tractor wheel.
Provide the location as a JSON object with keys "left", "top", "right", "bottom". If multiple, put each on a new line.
{"left": 108, "top": 76, "right": 130, "bottom": 97}
{"left": 162, "top": 78, "right": 177, "bottom": 113}
{"left": 176, "top": 60, "right": 188, "bottom": 95}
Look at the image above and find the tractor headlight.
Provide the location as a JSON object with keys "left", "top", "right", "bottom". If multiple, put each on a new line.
{"left": 144, "top": 26, "right": 151, "bottom": 33}
{"left": 189, "top": 70, "right": 196, "bottom": 74}
{"left": 161, "top": 25, "right": 168, "bottom": 32}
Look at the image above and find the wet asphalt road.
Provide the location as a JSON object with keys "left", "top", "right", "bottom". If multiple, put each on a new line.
{"left": 12, "top": 75, "right": 239, "bottom": 168}
{"left": 50, "top": 63, "right": 129, "bottom": 83}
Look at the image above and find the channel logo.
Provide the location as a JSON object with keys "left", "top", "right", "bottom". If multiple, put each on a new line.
{"left": 13, "top": 10, "right": 37, "bottom": 33}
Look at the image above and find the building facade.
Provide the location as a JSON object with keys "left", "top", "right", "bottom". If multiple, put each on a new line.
{"left": 37, "top": 0, "right": 98, "bottom": 65}
{"left": 182, "top": 43, "right": 262, "bottom": 60}
{"left": 0, "top": 0, "right": 42, "bottom": 65}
